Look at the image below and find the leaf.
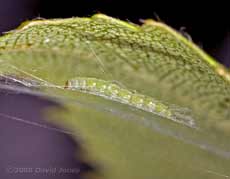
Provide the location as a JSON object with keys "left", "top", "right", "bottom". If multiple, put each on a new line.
{"left": 0, "top": 14, "right": 230, "bottom": 179}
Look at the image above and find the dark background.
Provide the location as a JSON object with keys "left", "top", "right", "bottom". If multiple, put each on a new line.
{"left": 0, "top": 0, "right": 229, "bottom": 66}
{"left": 0, "top": 1, "right": 229, "bottom": 178}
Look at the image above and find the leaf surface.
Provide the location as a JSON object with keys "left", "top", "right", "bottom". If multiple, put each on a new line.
{"left": 0, "top": 14, "right": 230, "bottom": 179}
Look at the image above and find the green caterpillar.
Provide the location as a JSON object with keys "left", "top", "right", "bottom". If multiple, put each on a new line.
{"left": 65, "top": 77, "right": 196, "bottom": 128}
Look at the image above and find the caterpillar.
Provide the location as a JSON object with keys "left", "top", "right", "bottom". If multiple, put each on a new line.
{"left": 65, "top": 77, "right": 196, "bottom": 128}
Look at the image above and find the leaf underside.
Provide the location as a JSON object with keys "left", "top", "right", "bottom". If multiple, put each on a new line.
{"left": 0, "top": 14, "right": 230, "bottom": 179}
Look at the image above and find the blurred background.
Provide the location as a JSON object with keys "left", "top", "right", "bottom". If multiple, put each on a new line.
{"left": 0, "top": 0, "right": 229, "bottom": 66}
{"left": 0, "top": 1, "right": 229, "bottom": 178}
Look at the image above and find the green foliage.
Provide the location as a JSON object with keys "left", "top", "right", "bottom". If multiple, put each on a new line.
{"left": 0, "top": 14, "right": 230, "bottom": 179}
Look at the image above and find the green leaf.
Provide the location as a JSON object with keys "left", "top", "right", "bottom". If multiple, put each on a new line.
{"left": 0, "top": 14, "right": 230, "bottom": 179}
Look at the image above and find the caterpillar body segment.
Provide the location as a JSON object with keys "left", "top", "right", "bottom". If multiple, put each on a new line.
{"left": 65, "top": 77, "right": 196, "bottom": 128}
